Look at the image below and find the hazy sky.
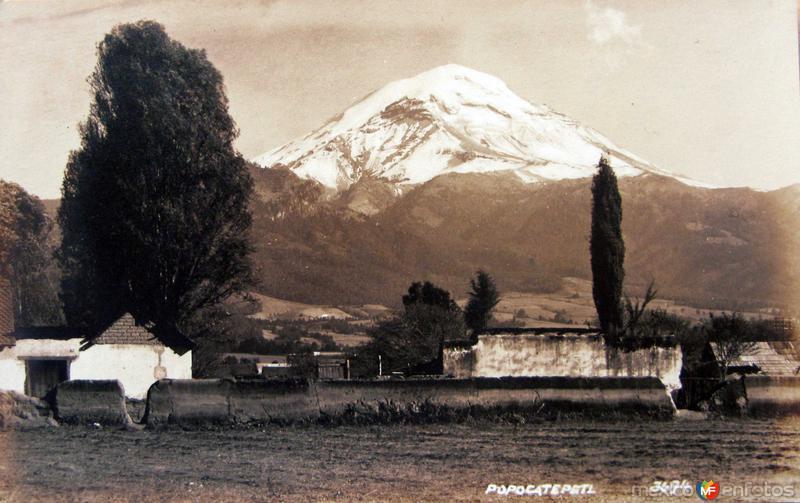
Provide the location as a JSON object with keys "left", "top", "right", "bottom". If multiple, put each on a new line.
{"left": 1, "top": 0, "right": 798, "bottom": 198}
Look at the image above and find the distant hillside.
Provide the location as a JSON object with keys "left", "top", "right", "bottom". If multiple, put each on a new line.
{"left": 249, "top": 166, "right": 799, "bottom": 311}
{"left": 36, "top": 164, "right": 799, "bottom": 314}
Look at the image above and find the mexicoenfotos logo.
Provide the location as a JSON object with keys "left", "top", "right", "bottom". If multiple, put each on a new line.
{"left": 696, "top": 480, "right": 720, "bottom": 500}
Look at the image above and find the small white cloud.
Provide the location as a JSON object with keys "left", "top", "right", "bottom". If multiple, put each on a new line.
{"left": 585, "top": 0, "right": 642, "bottom": 46}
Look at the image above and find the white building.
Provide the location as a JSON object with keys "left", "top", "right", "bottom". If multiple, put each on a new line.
{"left": 443, "top": 328, "right": 683, "bottom": 392}
{"left": 0, "top": 281, "right": 193, "bottom": 399}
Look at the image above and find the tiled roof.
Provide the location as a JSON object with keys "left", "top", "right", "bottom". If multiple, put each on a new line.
{"left": 0, "top": 311, "right": 193, "bottom": 354}
{"left": 711, "top": 341, "right": 800, "bottom": 377}
{"left": 93, "top": 313, "right": 161, "bottom": 346}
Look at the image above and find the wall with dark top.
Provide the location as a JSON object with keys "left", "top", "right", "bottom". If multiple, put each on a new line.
{"left": 745, "top": 375, "right": 800, "bottom": 416}
{"left": 53, "top": 380, "right": 131, "bottom": 426}
{"left": 144, "top": 376, "right": 676, "bottom": 427}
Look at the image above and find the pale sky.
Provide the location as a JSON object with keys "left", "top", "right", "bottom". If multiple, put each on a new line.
{"left": 1, "top": 0, "right": 798, "bottom": 198}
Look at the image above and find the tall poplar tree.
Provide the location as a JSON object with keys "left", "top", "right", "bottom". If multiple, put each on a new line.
{"left": 58, "top": 21, "right": 254, "bottom": 344}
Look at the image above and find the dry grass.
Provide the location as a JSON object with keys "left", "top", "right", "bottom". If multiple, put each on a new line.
{"left": 467, "top": 277, "right": 772, "bottom": 329}
{"left": 247, "top": 292, "right": 355, "bottom": 321}
{"left": 1, "top": 418, "right": 798, "bottom": 502}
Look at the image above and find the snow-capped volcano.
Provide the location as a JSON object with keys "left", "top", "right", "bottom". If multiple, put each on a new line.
{"left": 255, "top": 64, "right": 684, "bottom": 190}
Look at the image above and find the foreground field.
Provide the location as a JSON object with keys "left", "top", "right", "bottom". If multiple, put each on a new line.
{"left": 1, "top": 418, "right": 798, "bottom": 502}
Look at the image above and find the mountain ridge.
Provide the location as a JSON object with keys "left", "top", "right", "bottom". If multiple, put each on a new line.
{"left": 246, "top": 165, "right": 799, "bottom": 312}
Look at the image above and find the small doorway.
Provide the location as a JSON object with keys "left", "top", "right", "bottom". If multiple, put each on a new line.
{"left": 24, "top": 359, "right": 70, "bottom": 398}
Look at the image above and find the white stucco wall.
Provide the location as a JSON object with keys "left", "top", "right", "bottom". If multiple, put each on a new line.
{"left": 0, "top": 338, "right": 82, "bottom": 394}
{"left": 0, "top": 347, "right": 27, "bottom": 394}
{"left": 0, "top": 340, "right": 192, "bottom": 399}
{"left": 71, "top": 344, "right": 192, "bottom": 399}
{"left": 444, "top": 333, "right": 683, "bottom": 392}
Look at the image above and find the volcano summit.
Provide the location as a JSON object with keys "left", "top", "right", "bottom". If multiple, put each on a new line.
{"left": 255, "top": 65, "right": 703, "bottom": 192}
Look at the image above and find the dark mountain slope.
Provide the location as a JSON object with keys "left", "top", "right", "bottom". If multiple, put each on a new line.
{"left": 249, "top": 168, "right": 799, "bottom": 310}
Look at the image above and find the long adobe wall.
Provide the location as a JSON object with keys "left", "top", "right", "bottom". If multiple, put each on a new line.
{"left": 26, "top": 374, "right": 800, "bottom": 427}
{"left": 745, "top": 375, "right": 800, "bottom": 416}
{"left": 144, "top": 376, "right": 676, "bottom": 427}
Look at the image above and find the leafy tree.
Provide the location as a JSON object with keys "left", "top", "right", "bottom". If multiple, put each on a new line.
{"left": 641, "top": 308, "right": 691, "bottom": 341}
{"left": 704, "top": 312, "right": 758, "bottom": 379}
{"left": 464, "top": 270, "right": 500, "bottom": 337}
{"left": 356, "top": 317, "right": 433, "bottom": 376}
{"left": 355, "top": 281, "right": 465, "bottom": 376}
{"left": 402, "top": 281, "right": 455, "bottom": 310}
{"left": 402, "top": 281, "right": 465, "bottom": 348}
{"left": 590, "top": 155, "right": 625, "bottom": 343}
{"left": 58, "top": 21, "right": 254, "bottom": 342}
{"left": 0, "top": 180, "right": 62, "bottom": 326}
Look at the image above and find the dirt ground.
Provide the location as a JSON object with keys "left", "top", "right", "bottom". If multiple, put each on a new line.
{"left": 0, "top": 418, "right": 798, "bottom": 502}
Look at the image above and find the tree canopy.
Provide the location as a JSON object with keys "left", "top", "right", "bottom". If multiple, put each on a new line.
{"left": 58, "top": 21, "right": 254, "bottom": 341}
{"left": 0, "top": 180, "right": 62, "bottom": 326}
{"left": 356, "top": 281, "right": 465, "bottom": 376}
{"left": 464, "top": 269, "right": 500, "bottom": 337}
{"left": 402, "top": 281, "right": 465, "bottom": 352}
{"left": 402, "top": 281, "right": 457, "bottom": 311}
{"left": 703, "top": 312, "right": 759, "bottom": 379}
{"left": 590, "top": 156, "right": 625, "bottom": 343}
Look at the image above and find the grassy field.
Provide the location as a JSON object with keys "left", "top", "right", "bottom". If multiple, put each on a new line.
{"left": 247, "top": 277, "right": 777, "bottom": 351}
{"left": 1, "top": 418, "right": 798, "bottom": 502}
{"left": 254, "top": 277, "right": 773, "bottom": 329}
{"left": 484, "top": 277, "right": 774, "bottom": 328}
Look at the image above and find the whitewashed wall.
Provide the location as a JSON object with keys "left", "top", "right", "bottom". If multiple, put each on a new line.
{"left": 0, "top": 348, "right": 26, "bottom": 393}
{"left": 444, "top": 333, "right": 682, "bottom": 392}
{"left": 0, "top": 340, "right": 192, "bottom": 399}
{"left": 0, "top": 338, "right": 82, "bottom": 394}
{"left": 70, "top": 345, "right": 192, "bottom": 399}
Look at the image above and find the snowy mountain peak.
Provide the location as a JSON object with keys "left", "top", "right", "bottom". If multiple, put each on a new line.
{"left": 255, "top": 65, "right": 692, "bottom": 191}
{"left": 327, "top": 64, "right": 540, "bottom": 133}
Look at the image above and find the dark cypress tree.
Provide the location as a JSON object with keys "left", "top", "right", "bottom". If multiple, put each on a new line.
{"left": 464, "top": 269, "right": 500, "bottom": 338}
{"left": 58, "top": 21, "right": 254, "bottom": 343}
{"left": 590, "top": 155, "right": 625, "bottom": 342}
